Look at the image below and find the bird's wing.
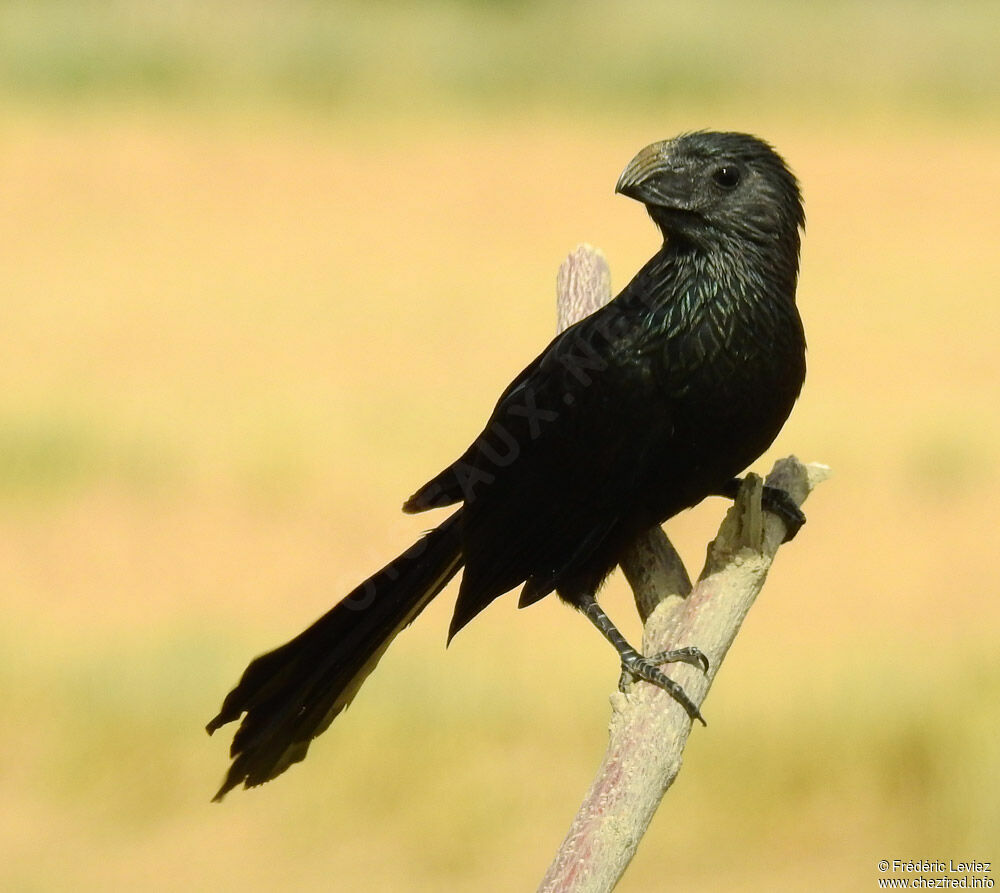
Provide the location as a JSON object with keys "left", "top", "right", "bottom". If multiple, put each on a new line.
{"left": 406, "top": 301, "right": 672, "bottom": 636}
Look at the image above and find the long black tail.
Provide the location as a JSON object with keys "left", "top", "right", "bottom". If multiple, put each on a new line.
{"left": 206, "top": 511, "right": 464, "bottom": 800}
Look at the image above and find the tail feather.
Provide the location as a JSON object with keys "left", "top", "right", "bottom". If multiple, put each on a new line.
{"left": 207, "top": 512, "right": 464, "bottom": 800}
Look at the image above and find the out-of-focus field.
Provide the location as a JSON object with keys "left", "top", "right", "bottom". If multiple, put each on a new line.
{"left": 2, "top": 3, "right": 999, "bottom": 891}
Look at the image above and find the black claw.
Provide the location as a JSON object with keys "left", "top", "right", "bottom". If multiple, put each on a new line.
{"left": 617, "top": 667, "right": 631, "bottom": 694}
{"left": 761, "top": 485, "right": 806, "bottom": 542}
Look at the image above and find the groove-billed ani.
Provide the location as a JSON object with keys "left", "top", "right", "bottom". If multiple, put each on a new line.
{"left": 207, "top": 131, "right": 807, "bottom": 800}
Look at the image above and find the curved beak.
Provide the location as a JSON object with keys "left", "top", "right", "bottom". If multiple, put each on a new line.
{"left": 615, "top": 139, "right": 689, "bottom": 208}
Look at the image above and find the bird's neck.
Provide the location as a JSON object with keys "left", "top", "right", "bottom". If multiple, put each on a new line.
{"left": 657, "top": 230, "right": 800, "bottom": 311}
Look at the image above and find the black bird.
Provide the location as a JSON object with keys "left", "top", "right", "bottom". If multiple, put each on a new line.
{"left": 207, "top": 130, "right": 807, "bottom": 800}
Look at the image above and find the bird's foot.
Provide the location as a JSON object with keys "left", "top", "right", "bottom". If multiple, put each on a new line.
{"left": 617, "top": 646, "right": 708, "bottom": 725}
{"left": 761, "top": 485, "right": 806, "bottom": 542}
{"left": 717, "top": 478, "right": 806, "bottom": 543}
{"left": 580, "top": 595, "right": 708, "bottom": 725}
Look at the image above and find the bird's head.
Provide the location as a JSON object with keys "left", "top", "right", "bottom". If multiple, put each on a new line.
{"left": 616, "top": 131, "right": 804, "bottom": 250}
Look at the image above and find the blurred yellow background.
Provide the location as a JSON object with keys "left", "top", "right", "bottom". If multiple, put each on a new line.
{"left": 2, "top": 2, "right": 998, "bottom": 890}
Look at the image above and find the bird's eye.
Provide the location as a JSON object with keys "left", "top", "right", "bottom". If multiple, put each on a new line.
{"left": 712, "top": 165, "right": 741, "bottom": 189}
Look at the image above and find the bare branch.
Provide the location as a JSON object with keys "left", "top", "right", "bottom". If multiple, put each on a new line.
{"left": 538, "top": 245, "right": 830, "bottom": 893}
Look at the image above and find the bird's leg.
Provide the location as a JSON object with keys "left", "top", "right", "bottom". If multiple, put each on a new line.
{"left": 578, "top": 594, "right": 708, "bottom": 725}
{"left": 715, "top": 477, "right": 805, "bottom": 542}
